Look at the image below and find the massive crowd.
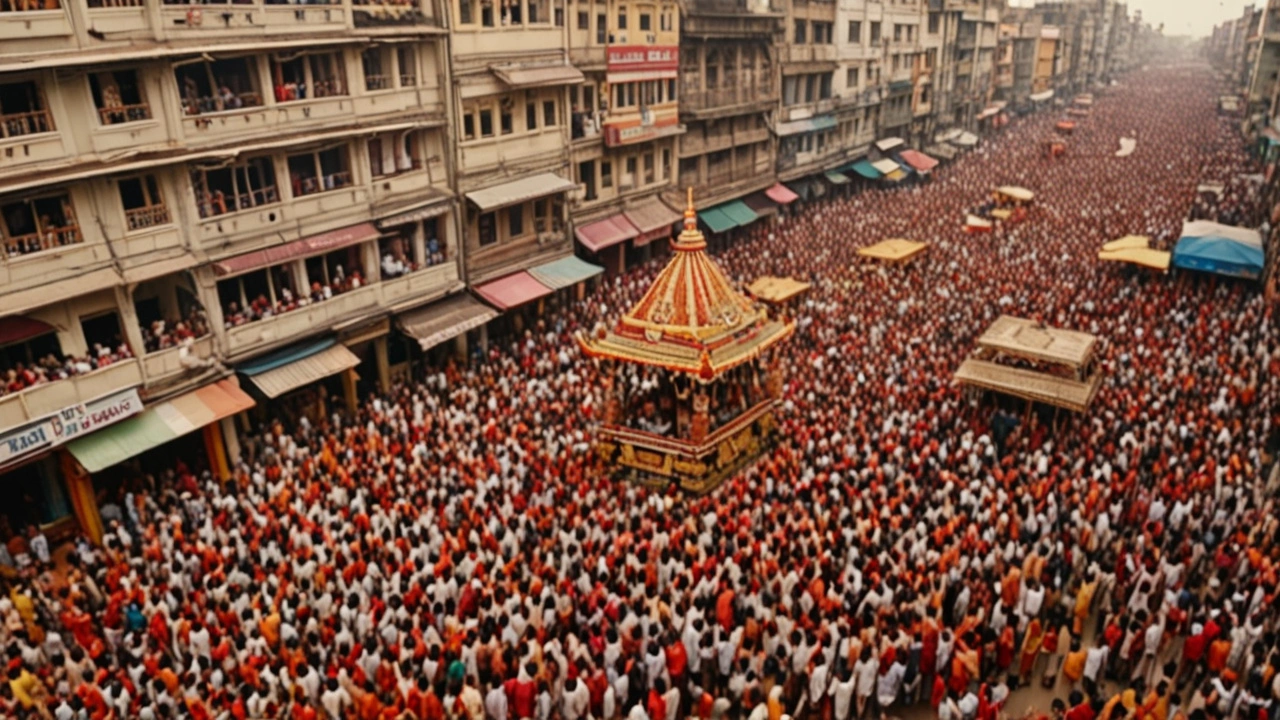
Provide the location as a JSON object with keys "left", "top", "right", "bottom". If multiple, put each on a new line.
{"left": 2, "top": 62, "right": 1279, "bottom": 720}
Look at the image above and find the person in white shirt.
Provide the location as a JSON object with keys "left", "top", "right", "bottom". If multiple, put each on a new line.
{"left": 876, "top": 658, "right": 906, "bottom": 711}
{"left": 829, "top": 669, "right": 857, "bottom": 720}
{"left": 1083, "top": 640, "right": 1109, "bottom": 695}
{"left": 320, "top": 677, "right": 352, "bottom": 720}
{"left": 853, "top": 646, "right": 877, "bottom": 719}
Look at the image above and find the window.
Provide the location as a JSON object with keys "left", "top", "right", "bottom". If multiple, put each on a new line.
{"left": 176, "top": 58, "right": 262, "bottom": 115}
{"left": 368, "top": 132, "right": 421, "bottom": 177}
{"left": 118, "top": 176, "right": 170, "bottom": 232}
{"left": 362, "top": 48, "right": 392, "bottom": 91}
{"left": 190, "top": 157, "right": 278, "bottom": 218}
{"left": 639, "top": 11, "right": 650, "bottom": 31}
{"left": 0, "top": 81, "right": 54, "bottom": 139}
{"left": 286, "top": 147, "right": 351, "bottom": 197}
{"left": 269, "top": 52, "right": 347, "bottom": 101}
{"left": 507, "top": 204, "right": 524, "bottom": 237}
{"left": 625, "top": 156, "right": 637, "bottom": 186}
{"left": 463, "top": 114, "right": 475, "bottom": 141}
{"left": 462, "top": 101, "right": 497, "bottom": 140}
{"left": 480, "top": 108, "right": 494, "bottom": 136}
{"left": 397, "top": 47, "right": 417, "bottom": 87}
{"left": 601, "top": 160, "right": 613, "bottom": 188}
{"left": 89, "top": 71, "right": 149, "bottom": 125}
{"left": 870, "top": 21, "right": 881, "bottom": 43}
{"left": 577, "top": 10, "right": 588, "bottom": 29}
{"left": 217, "top": 265, "right": 300, "bottom": 324}
{"left": 617, "top": 5, "right": 626, "bottom": 30}
{"left": 304, "top": 246, "right": 365, "bottom": 298}
{"left": 81, "top": 312, "right": 127, "bottom": 357}
{"left": 643, "top": 153, "right": 655, "bottom": 185}
{"left": 894, "top": 24, "right": 902, "bottom": 42}
{"left": 529, "top": 0, "right": 548, "bottom": 24}
{"left": 500, "top": 103, "right": 514, "bottom": 135}
{"left": 848, "top": 20, "right": 861, "bottom": 43}
{"left": 480, "top": 0, "right": 494, "bottom": 26}
{"left": 543, "top": 99, "right": 556, "bottom": 127}
{"left": 596, "top": 13, "right": 606, "bottom": 43}
{"left": 459, "top": 0, "right": 473, "bottom": 23}
{"left": 0, "top": 193, "right": 81, "bottom": 258}
{"left": 794, "top": 19, "right": 806, "bottom": 44}
{"left": 578, "top": 161, "right": 597, "bottom": 201}
{"left": 660, "top": 10, "right": 672, "bottom": 31}
{"left": 819, "top": 73, "right": 832, "bottom": 100}
{"left": 478, "top": 211, "right": 497, "bottom": 246}
{"left": 379, "top": 233, "right": 417, "bottom": 279}
{"left": 813, "top": 22, "right": 831, "bottom": 44}
{"left": 534, "top": 197, "right": 556, "bottom": 233}
{"left": 527, "top": 99, "right": 539, "bottom": 131}
{"left": 846, "top": 67, "right": 859, "bottom": 89}
{"left": 661, "top": 148, "right": 670, "bottom": 181}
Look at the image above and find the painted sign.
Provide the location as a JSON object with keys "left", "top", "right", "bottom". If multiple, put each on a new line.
{"left": 606, "top": 46, "right": 679, "bottom": 73}
{"left": 0, "top": 388, "right": 142, "bottom": 467}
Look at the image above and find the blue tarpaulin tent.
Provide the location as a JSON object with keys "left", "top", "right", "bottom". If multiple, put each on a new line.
{"left": 1172, "top": 221, "right": 1265, "bottom": 279}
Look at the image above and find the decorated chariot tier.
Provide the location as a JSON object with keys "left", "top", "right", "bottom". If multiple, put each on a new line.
{"left": 577, "top": 191, "right": 794, "bottom": 493}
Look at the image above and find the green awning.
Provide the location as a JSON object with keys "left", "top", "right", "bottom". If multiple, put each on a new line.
{"left": 719, "top": 200, "right": 758, "bottom": 227}
{"left": 527, "top": 255, "right": 604, "bottom": 290}
{"left": 824, "top": 170, "right": 851, "bottom": 185}
{"left": 847, "top": 160, "right": 881, "bottom": 179}
{"left": 699, "top": 207, "right": 736, "bottom": 233}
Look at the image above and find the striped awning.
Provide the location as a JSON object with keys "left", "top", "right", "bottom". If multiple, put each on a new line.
{"left": 66, "top": 380, "right": 256, "bottom": 473}
{"left": 240, "top": 338, "right": 361, "bottom": 398}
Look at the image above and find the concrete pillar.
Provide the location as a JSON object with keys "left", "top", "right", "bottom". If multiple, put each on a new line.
{"left": 454, "top": 331, "right": 468, "bottom": 362}
{"left": 342, "top": 367, "right": 358, "bottom": 414}
{"left": 373, "top": 335, "right": 391, "bottom": 393}
{"left": 114, "top": 287, "right": 148, "bottom": 360}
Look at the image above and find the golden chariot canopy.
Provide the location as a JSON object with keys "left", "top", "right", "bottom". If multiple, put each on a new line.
{"left": 578, "top": 190, "right": 795, "bottom": 381}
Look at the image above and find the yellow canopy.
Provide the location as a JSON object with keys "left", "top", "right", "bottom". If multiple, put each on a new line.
{"left": 1101, "top": 235, "right": 1149, "bottom": 252}
{"left": 858, "top": 238, "right": 929, "bottom": 263}
{"left": 996, "top": 186, "right": 1035, "bottom": 202}
{"left": 990, "top": 209, "right": 1013, "bottom": 220}
{"left": 747, "top": 275, "right": 812, "bottom": 303}
{"left": 1098, "top": 248, "right": 1171, "bottom": 271}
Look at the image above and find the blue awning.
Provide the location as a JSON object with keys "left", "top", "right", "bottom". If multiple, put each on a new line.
{"left": 699, "top": 207, "right": 737, "bottom": 233}
{"left": 846, "top": 160, "right": 881, "bottom": 179}
{"left": 1173, "top": 236, "right": 1265, "bottom": 279}
{"left": 239, "top": 337, "right": 338, "bottom": 376}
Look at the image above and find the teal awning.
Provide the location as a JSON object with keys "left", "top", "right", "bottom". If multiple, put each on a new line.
{"left": 812, "top": 115, "right": 838, "bottom": 131}
{"left": 719, "top": 200, "right": 758, "bottom": 227}
{"left": 527, "top": 255, "right": 604, "bottom": 290}
{"left": 824, "top": 170, "right": 851, "bottom": 185}
{"left": 847, "top": 160, "right": 881, "bottom": 179}
{"left": 699, "top": 207, "right": 736, "bottom": 233}
{"left": 239, "top": 337, "right": 335, "bottom": 376}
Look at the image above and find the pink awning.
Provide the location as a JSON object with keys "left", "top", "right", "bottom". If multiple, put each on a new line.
{"left": 899, "top": 150, "right": 939, "bottom": 172}
{"left": 473, "top": 271, "right": 554, "bottom": 310}
{"left": 214, "top": 223, "right": 379, "bottom": 276}
{"left": 765, "top": 183, "right": 800, "bottom": 204}
{"left": 574, "top": 215, "right": 640, "bottom": 253}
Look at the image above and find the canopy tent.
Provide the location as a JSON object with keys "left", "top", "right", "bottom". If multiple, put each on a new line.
{"left": 951, "top": 131, "right": 979, "bottom": 147}
{"left": 899, "top": 150, "right": 939, "bottom": 172}
{"left": 870, "top": 158, "right": 902, "bottom": 175}
{"left": 1102, "top": 235, "right": 1150, "bottom": 251}
{"left": 875, "top": 137, "right": 905, "bottom": 152}
{"left": 996, "top": 186, "right": 1035, "bottom": 202}
{"left": 955, "top": 359, "right": 1101, "bottom": 413}
{"left": 747, "top": 276, "right": 812, "bottom": 303}
{"left": 857, "top": 238, "right": 929, "bottom": 264}
{"left": 1098, "top": 248, "right": 1171, "bottom": 271}
{"left": 823, "top": 170, "right": 851, "bottom": 185}
{"left": 965, "top": 214, "right": 993, "bottom": 233}
{"left": 1115, "top": 138, "right": 1137, "bottom": 157}
{"left": 846, "top": 160, "right": 881, "bottom": 179}
{"left": 925, "top": 144, "right": 958, "bottom": 160}
{"left": 1174, "top": 235, "right": 1266, "bottom": 279}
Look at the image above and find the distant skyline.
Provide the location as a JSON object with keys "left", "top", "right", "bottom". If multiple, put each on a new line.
{"left": 1009, "top": 0, "right": 1251, "bottom": 39}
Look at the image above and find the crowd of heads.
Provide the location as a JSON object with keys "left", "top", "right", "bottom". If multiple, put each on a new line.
{"left": 1, "top": 64, "right": 1278, "bottom": 720}
{"left": 1, "top": 344, "right": 134, "bottom": 400}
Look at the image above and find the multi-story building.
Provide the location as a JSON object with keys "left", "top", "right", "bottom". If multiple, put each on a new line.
{"left": 676, "top": 0, "right": 783, "bottom": 207}
{"left": 776, "top": 0, "right": 843, "bottom": 182}
{"left": 0, "top": 0, "right": 460, "bottom": 539}
{"left": 833, "top": 0, "right": 883, "bottom": 164}
{"left": 935, "top": 0, "right": 999, "bottom": 131}
{"left": 566, "top": 0, "right": 685, "bottom": 275}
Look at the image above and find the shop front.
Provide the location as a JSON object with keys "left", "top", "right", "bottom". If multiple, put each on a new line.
{"left": 237, "top": 337, "right": 362, "bottom": 422}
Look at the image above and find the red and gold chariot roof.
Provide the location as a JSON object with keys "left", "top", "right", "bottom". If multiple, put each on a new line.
{"left": 577, "top": 190, "right": 794, "bottom": 381}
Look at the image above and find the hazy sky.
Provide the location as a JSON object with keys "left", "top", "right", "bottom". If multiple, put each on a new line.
{"left": 1010, "top": 0, "right": 1253, "bottom": 38}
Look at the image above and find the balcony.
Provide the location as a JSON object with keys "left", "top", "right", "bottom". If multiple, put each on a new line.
{"left": 680, "top": 131, "right": 735, "bottom": 156}
{"left": 956, "top": 59, "right": 974, "bottom": 76}
{"left": 0, "top": 3, "right": 73, "bottom": 41}
{"left": 681, "top": 85, "right": 777, "bottom": 118}
{"left": 0, "top": 112, "right": 67, "bottom": 177}
{"left": 0, "top": 359, "right": 143, "bottom": 433}
{"left": 451, "top": 25, "right": 563, "bottom": 57}
{"left": 223, "top": 261, "right": 458, "bottom": 357}
{"left": 787, "top": 44, "right": 838, "bottom": 65}
{"left": 683, "top": 6, "right": 781, "bottom": 38}
{"left": 157, "top": 0, "right": 350, "bottom": 40}
{"left": 141, "top": 336, "right": 216, "bottom": 384}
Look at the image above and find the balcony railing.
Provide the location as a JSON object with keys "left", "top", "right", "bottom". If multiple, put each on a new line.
{"left": 1, "top": 225, "right": 83, "bottom": 260}
{"left": 1, "top": 110, "right": 55, "bottom": 139}
{"left": 125, "top": 205, "right": 172, "bottom": 232}
{"left": 197, "top": 186, "right": 280, "bottom": 219}
{"left": 0, "top": 0, "right": 61, "bottom": 11}
{"left": 365, "top": 75, "right": 394, "bottom": 91}
{"left": 183, "top": 92, "right": 264, "bottom": 117}
{"left": 98, "top": 104, "right": 152, "bottom": 125}
{"left": 400, "top": 73, "right": 417, "bottom": 87}
{"left": 291, "top": 171, "right": 353, "bottom": 197}
{"left": 87, "top": 0, "right": 144, "bottom": 7}
{"left": 0, "top": 359, "right": 143, "bottom": 434}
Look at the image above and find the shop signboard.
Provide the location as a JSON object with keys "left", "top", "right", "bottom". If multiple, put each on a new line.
{"left": 0, "top": 388, "right": 142, "bottom": 468}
